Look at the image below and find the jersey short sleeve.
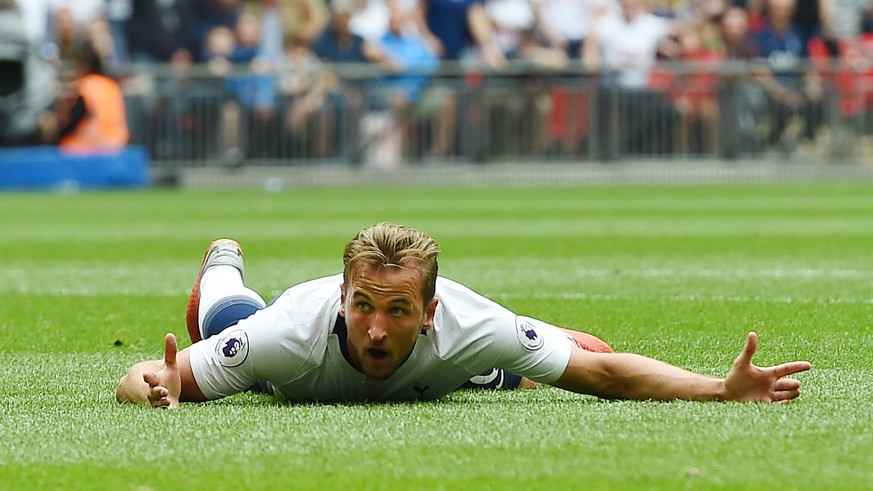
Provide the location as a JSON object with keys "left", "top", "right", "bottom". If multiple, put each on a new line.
{"left": 497, "top": 315, "right": 575, "bottom": 383}
{"left": 432, "top": 278, "right": 573, "bottom": 384}
{"left": 188, "top": 275, "right": 342, "bottom": 400}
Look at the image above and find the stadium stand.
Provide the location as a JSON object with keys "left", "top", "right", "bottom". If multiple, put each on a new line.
{"left": 3, "top": 0, "right": 873, "bottom": 187}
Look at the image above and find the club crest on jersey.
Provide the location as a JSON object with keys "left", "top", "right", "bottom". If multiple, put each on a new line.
{"left": 516, "top": 317, "right": 544, "bottom": 351}
{"left": 216, "top": 329, "right": 249, "bottom": 367}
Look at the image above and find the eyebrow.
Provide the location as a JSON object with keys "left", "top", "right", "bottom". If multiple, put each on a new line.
{"left": 352, "top": 291, "right": 413, "bottom": 306}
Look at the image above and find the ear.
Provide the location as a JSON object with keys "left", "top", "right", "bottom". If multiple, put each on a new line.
{"left": 421, "top": 297, "right": 439, "bottom": 331}
{"left": 339, "top": 283, "right": 347, "bottom": 317}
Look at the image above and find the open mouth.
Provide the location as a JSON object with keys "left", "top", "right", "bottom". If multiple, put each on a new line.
{"left": 367, "top": 348, "right": 388, "bottom": 361}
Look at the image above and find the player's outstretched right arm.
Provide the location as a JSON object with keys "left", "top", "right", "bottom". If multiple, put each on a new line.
{"left": 116, "top": 333, "right": 207, "bottom": 408}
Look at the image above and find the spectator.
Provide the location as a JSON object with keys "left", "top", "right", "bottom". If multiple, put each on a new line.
{"left": 367, "top": 0, "right": 459, "bottom": 162}
{"left": 482, "top": 0, "right": 571, "bottom": 68}
{"left": 533, "top": 0, "right": 617, "bottom": 158}
{"left": 583, "top": 0, "right": 682, "bottom": 157}
{"left": 203, "top": 25, "right": 236, "bottom": 72}
{"left": 531, "top": 0, "right": 618, "bottom": 59}
{"left": 717, "top": 5, "right": 769, "bottom": 157}
{"left": 278, "top": 35, "right": 340, "bottom": 158}
{"left": 52, "top": 40, "right": 129, "bottom": 152}
{"left": 695, "top": 0, "right": 731, "bottom": 51}
{"left": 312, "top": 0, "right": 382, "bottom": 63}
{"left": 192, "top": 0, "right": 242, "bottom": 61}
{"left": 481, "top": 0, "right": 567, "bottom": 156}
{"left": 350, "top": 0, "right": 392, "bottom": 41}
{"left": 484, "top": 0, "right": 542, "bottom": 60}
{"left": 722, "top": 5, "right": 757, "bottom": 59}
{"left": 126, "top": 0, "right": 196, "bottom": 64}
{"left": 864, "top": 3, "right": 873, "bottom": 32}
{"left": 200, "top": 10, "right": 278, "bottom": 160}
{"left": 669, "top": 21, "right": 724, "bottom": 154}
{"left": 807, "top": 31, "right": 873, "bottom": 145}
{"left": 202, "top": 26, "right": 239, "bottom": 158}
{"left": 228, "top": 10, "right": 278, "bottom": 158}
{"left": 348, "top": 0, "right": 420, "bottom": 42}
{"left": 376, "top": 0, "right": 438, "bottom": 101}
{"left": 278, "top": 0, "right": 332, "bottom": 45}
{"left": 650, "top": 0, "right": 694, "bottom": 19}
{"left": 792, "top": 0, "right": 836, "bottom": 56}
{"left": 310, "top": 0, "right": 391, "bottom": 161}
{"left": 51, "top": 7, "right": 79, "bottom": 71}
{"left": 59, "top": 0, "right": 105, "bottom": 28}
{"left": 84, "top": 14, "right": 123, "bottom": 75}
{"left": 243, "top": 0, "right": 283, "bottom": 65}
{"left": 752, "top": 0, "right": 827, "bottom": 149}
{"left": 408, "top": 0, "right": 507, "bottom": 161}
{"left": 831, "top": 0, "right": 872, "bottom": 41}
{"left": 105, "top": 0, "right": 132, "bottom": 64}
{"left": 584, "top": 0, "right": 682, "bottom": 90}
{"left": 41, "top": 0, "right": 108, "bottom": 59}
{"left": 746, "top": 0, "right": 767, "bottom": 31}
{"left": 669, "top": 0, "right": 732, "bottom": 155}
{"left": 125, "top": 0, "right": 199, "bottom": 160}
{"left": 416, "top": 0, "right": 506, "bottom": 68}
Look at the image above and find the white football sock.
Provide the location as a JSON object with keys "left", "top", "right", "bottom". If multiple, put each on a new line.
{"left": 199, "top": 265, "right": 266, "bottom": 331}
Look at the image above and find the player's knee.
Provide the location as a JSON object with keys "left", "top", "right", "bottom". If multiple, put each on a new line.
{"left": 202, "top": 296, "right": 263, "bottom": 339}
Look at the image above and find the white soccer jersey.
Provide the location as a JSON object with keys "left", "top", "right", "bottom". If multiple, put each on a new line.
{"left": 189, "top": 274, "right": 574, "bottom": 402}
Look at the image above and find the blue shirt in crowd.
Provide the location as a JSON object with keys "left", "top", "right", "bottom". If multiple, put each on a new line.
{"left": 378, "top": 30, "right": 439, "bottom": 102}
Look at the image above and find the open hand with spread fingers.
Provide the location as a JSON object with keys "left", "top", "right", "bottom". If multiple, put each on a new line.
{"left": 723, "top": 332, "right": 812, "bottom": 402}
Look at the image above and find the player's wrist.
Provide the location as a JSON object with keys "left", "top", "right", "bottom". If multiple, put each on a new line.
{"left": 711, "top": 378, "right": 729, "bottom": 401}
{"left": 686, "top": 376, "right": 728, "bottom": 401}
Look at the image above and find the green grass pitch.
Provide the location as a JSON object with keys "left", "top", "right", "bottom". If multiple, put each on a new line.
{"left": 1, "top": 181, "right": 872, "bottom": 490}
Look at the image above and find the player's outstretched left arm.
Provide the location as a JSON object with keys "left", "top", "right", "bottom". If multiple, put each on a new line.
{"left": 116, "top": 333, "right": 207, "bottom": 408}
{"left": 552, "top": 332, "right": 811, "bottom": 402}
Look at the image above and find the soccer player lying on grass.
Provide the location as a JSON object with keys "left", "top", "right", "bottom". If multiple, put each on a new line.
{"left": 116, "top": 222, "right": 811, "bottom": 408}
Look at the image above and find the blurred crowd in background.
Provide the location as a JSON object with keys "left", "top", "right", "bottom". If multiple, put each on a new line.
{"left": 2, "top": 0, "right": 873, "bottom": 165}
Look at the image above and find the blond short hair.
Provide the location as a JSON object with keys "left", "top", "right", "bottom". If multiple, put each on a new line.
{"left": 342, "top": 222, "right": 441, "bottom": 301}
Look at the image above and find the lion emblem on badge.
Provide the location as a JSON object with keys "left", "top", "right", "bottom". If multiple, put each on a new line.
{"left": 216, "top": 330, "right": 249, "bottom": 367}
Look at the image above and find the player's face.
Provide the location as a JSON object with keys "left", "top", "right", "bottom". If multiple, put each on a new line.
{"left": 340, "top": 262, "right": 437, "bottom": 380}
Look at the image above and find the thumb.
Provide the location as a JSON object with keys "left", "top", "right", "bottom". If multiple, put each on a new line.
{"left": 164, "top": 333, "right": 178, "bottom": 367}
{"left": 735, "top": 331, "right": 758, "bottom": 368}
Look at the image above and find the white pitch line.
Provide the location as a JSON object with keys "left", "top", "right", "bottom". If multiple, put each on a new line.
{"left": 3, "top": 267, "right": 873, "bottom": 299}
{"left": 495, "top": 292, "right": 873, "bottom": 305}
{"left": 495, "top": 268, "right": 873, "bottom": 279}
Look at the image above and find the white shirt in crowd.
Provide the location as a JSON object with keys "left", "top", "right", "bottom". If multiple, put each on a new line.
{"left": 533, "top": 0, "right": 618, "bottom": 44}
{"left": 348, "top": 0, "right": 420, "bottom": 41}
{"left": 14, "top": 0, "right": 112, "bottom": 45}
{"left": 591, "top": 10, "right": 669, "bottom": 89}
{"left": 485, "top": 0, "right": 536, "bottom": 53}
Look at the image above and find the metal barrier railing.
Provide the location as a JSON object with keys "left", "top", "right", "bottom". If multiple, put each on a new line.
{"left": 123, "top": 60, "right": 873, "bottom": 170}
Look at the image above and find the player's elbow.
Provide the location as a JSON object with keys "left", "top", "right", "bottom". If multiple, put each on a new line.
{"left": 114, "top": 375, "right": 127, "bottom": 403}
{"left": 114, "top": 360, "right": 156, "bottom": 405}
{"left": 114, "top": 371, "right": 141, "bottom": 405}
{"left": 592, "top": 355, "right": 639, "bottom": 399}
